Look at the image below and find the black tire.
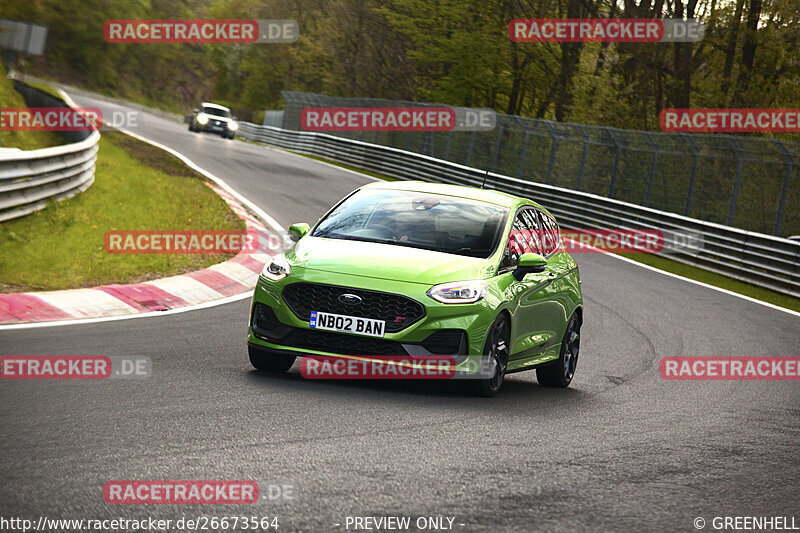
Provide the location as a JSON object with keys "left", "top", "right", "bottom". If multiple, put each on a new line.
{"left": 249, "top": 345, "right": 296, "bottom": 373}
{"left": 537, "top": 313, "right": 580, "bottom": 388}
{"left": 468, "top": 314, "right": 510, "bottom": 397}
{"left": 188, "top": 123, "right": 194, "bottom": 132}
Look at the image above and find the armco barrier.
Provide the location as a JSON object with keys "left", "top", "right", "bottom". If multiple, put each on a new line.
{"left": 0, "top": 81, "right": 99, "bottom": 222}
{"left": 238, "top": 122, "right": 800, "bottom": 298}
{"left": 279, "top": 91, "right": 800, "bottom": 238}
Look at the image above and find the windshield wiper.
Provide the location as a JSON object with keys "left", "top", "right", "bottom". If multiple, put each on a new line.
{"left": 316, "top": 233, "right": 390, "bottom": 244}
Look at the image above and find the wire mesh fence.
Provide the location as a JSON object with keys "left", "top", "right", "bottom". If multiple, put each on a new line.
{"left": 261, "top": 110, "right": 284, "bottom": 127}
{"left": 275, "top": 91, "right": 799, "bottom": 238}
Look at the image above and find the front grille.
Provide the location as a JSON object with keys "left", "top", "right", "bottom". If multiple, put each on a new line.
{"left": 282, "top": 328, "right": 408, "bottom": 356}
{"left": 251, "top": 302, "right": 463, "bottom": 357}
{"left": 282, "top": 282, "right": 425, "bottom": 333}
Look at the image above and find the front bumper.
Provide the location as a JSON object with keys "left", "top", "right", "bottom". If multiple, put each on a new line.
{"left": 197, "top": 120, "right": 234, "bottom": 135}
{"left": 247, "top": 267, "right": 498, "bottom": 369}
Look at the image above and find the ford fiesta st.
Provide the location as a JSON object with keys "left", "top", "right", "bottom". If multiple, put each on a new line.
{"left": 188, "top": 102, "right": 238, "bottom": 138}
{"left": 248, "top": 181, "right": 583, "bottom": 396}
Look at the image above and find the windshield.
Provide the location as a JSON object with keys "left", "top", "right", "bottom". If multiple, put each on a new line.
{"left": 201, "top": 106, "right": 231, "bottom": 118}
{"left": 312, "top": 189, "right": 508, "bottom": 258}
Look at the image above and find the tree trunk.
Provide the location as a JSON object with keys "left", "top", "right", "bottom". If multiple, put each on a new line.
{"left": 668, "top": 0, "right": 697, "bottom": 109}
{"left": 732, "top": 0, "right": 762, "bottom": 105}
{"left": 554, "top": 0, "right": 584, "bottom": 121}
{"left": 721, "top": 0, "right": 745, "bottom": 102}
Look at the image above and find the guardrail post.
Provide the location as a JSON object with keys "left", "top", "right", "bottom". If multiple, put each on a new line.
{"left": 575, "top": 125, "right": 589, "bottom": 191}
{"left": 681, "top": 133, "right": 699, "bottom": 216}
{"left": 465, "top": 131, "right": 476, "bottom": 167}
{"left": 406, "top": 131, "right": 415, "bottom": 152}
{"left": 607, "top": 128, "right": 622, "bottom": 197}
{"left": 772, "top": 139, "right": 793, "bottom": 236}
{"left": 423, "top": 131, "right": 434, "bottom": 157}
{"left": 726, "top": 137, "right": 744, "bottom": 226}
{"left": 490, "top": 124, "right": 503, "bottom": 173}
{"left": 544, "top": 122, "right": 559, "bottom": 185}
{"left": 643, "top": 132, "right": 658, "bottom": 207}
{"left": 385, "top": 130, "right": 398, "bottom": 149}
{"left": 518, "top": 131, "right": 529, "bottom": 180}
{"left": 443, "top": 130, "right": 453, "bottom": 161}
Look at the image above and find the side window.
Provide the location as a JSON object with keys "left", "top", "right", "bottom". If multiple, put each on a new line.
{"left": 501, "top": 209, "right": 542, "bottom": 270}
{"left": 520, "top": 210, "right": 542, "bottom": 253}
{"left": 501, "top": 212, "right": 527, "bottom": 269}
{"left": 538, "top": 211, "right": 560, "bottom": 255}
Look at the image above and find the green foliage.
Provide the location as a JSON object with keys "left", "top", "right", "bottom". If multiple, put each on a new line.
{"left": 2, "top": 0, "right": 798, "bottom": 133}
{"left": 0, "top": 131, "right": 245, "bottom": 292}
{"left": 0, "top": 63, "right": 63, "bottom": 149}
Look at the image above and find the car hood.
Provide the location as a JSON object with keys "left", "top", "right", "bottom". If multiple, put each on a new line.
{"left": 287, "top": 236, "right": 497, "bottom": 285}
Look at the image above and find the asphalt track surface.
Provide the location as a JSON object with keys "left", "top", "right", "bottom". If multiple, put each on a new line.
{"left": 1, "top": 89, "right": 798, "bottom": 532}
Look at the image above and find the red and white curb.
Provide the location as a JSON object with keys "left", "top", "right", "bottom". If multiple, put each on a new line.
{"left": 0, "top": 183, "right": 281, "bottom": 325}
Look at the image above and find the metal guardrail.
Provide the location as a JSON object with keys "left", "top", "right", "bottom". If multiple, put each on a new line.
{"left": 238, "top": 122, "right": 800, "bottom": 298}
{"left": 0, "top": 81, "right": 100, "bottom": 222}
{"left": 280, "top": 91, "right": 800, "bottom": 238}
{"left": 0, "top": 133, "right": 99, "bottom": 222}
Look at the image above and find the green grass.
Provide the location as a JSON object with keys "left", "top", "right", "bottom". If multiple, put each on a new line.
{"left": 0, "top": 131, "right": 245, "bottom": 292}
{"left": 0, "top": 68, "right": 64, "bottom": 150}
{"left": 284, "top": 151, "right": 800, "bottom": 313}
{"left": 618, "top": 252, "right": 800, "bottom": 312}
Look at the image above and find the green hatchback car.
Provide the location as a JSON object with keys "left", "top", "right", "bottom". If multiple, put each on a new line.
{"left": 248, "top": 181, "right": 583, "bottom": 396}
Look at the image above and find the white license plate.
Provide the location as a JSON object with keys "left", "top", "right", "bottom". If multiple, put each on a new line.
{"left": 309, "top": 311, "right": 385, "bottom": 338}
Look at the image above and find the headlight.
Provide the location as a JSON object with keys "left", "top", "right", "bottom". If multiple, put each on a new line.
{"left": 427, "top": 280, "right": 487, "bottom": 304}
{"left": 196, "top": 113, "right": 209, "bottom": 125}
{"left": 227, "top": 121, "right": 238, "bottom": 131}
{"left": 261, "top": 253, "right": 291, "bottom": 281}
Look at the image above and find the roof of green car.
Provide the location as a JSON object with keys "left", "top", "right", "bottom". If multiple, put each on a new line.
{"left": 361, "top": 180, "right": 541, "bottom": 210}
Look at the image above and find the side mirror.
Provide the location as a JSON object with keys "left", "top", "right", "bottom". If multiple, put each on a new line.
{"left": 513, "top": 253, "right": 547, "bottom": 281}
{"left": 288, "top": 223, "right": 311, "bottom": 242}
